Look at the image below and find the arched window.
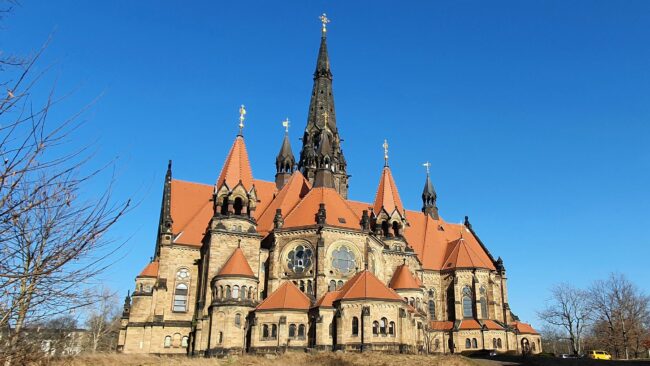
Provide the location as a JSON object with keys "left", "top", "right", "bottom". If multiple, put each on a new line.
{"left": 380, "top": 317, "right": 387, "bottom": 334}
{"left": 372, "top": 321, "right": 379, "bottom": 335}
{"left": 217, "top": 285, "right": 222, "bottom": 299}
{"left": 233, "top": 197, "right": 244, "bottom": 215}
{"left": 465, "top": 338, "right": 471, "bottom": 349}
{"left": 329, "top": 321, "right": 333, "bottom": 337}
{"left": 429, "top": 300, "right": 436, "bottom": 320}
{"left": 434, "top": 339, "right": 440, "bottom": 350}
{"left": 232, "top": 285, "right": 239, "bottom": 299}
{"left": 248, "top": 287, "right": 253, "bottom": 299}
{"left": 416, "top": 298, "right": 421, "bottom": 310}
{"left": 352, "top": 317, "right": 359, "bottom": 336}
{"left": 462, "top": 286, "right": 473, "bottom": 318}
{"left": 392, "top": 221, "right": 401, "bottom": 237}
{"left": 307, "top": 280, "right": 313, "bottom": 295}
{"left": 181, "top": 336, "right": 188, "bottom": 348}
{"left": 480, "top": 296, "right": 488, "bottom": 318}
{"left": 289, "top": 324, "right": 296, "bottom": 338}
{"left": 299, "top": 280, "right": 305, "bottom": 292}
{"left": 409, "top": 298, "right": 415, "bottom": 307}
{"left": 235, "top": 313, "right": 241, "bottom": 327}
{"left": 337, "top": 280, "right": 344, "bottom": 289}
{"left": 225, "top": 285, "right": 231, "bottom": 298}
{"left": 298, "top": 324, "right": 305, "bottom": 338}
{"left": 497, "top": 338, "right": 502, "bottom": 348}
{"left": 472, "top": 338, "right": 478, "bottom": 348}
{"left": 389, "top": 321, "right": 395, "bottom": 336}
{"left": 381, "top": 221, "right": 390, "bottom": 237}
{"left": 329, "top": 280, "right": 336, "bottom": 292}
{"left": 532, "top": 342, "right": 536, "bottom": 352}
{"left": 173, "top": 284, "right": 188, "bottom": 312}
{"left": 164, "top": 336, "right": 171, "bottom": 348}
{"left": 262, "top": 325, "right": 269, "bottom": 338}
{"left": 404, "top": 297, "right": 408, "bottom": 303}
{"left": 241, "top": 286, "right": 247, "bottom": 300}
{"left": 271, "top": 324, "right": 277, "bottom": 339}
{"left": 493, "top": 338, "right": 497, "bottom": 348}
{"left": 219, "top": 331, "right": 223, "bottom": 344}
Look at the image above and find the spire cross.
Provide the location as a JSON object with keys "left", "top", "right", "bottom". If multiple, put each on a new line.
{"left": 238, "top": 104, "right": 246, "bottom": 135}
{"left": 423, "top": 161, "right": 431, "bottom": 175}
{"left": 382, "top": 139, "right": 389, "bottom": 166}
{"left": 319, "top": 13, "right": 330, "bottom": 35}
{"left": 282, "top": 118, "right": 290, "bottom": 133}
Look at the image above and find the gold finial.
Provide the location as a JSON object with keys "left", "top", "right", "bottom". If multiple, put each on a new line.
{"left": 238, "top": 104, "right": 246, "bottom": 135}
{"left": 382, "top": 139, "right": 389, "bottom": 167}
{"left": 282, "top": 118, "right": 290, "bottom": 133}
{"left": 423, "top": 161, "right": 431, "bottom": 175}
{"left": 319, "top": 13, "right": 330, "bottom": 35}
{"left": 322, "top": 111, "right": 329, "bottom": 126}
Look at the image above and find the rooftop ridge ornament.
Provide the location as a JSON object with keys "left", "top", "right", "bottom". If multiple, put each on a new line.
{"left": 423, "top": 161, "right": 431, "bottom": 175}
{"left": 383, "top": 139, "right": 389, "bottom": 167}
{"left": 282, "top": 118, "right": 290, "bottom": 134}
{"left": 238, "top": 104, "right": 246, "bottom": 136}
{"left": 319, "top": 13, "right": 330, "bottom": 36}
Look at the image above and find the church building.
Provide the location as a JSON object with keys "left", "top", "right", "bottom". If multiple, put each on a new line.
{"left": 117, "top": 15, "right": 541, "bottom": 356}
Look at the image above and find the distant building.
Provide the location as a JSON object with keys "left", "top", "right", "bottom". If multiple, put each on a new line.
{"left": 117, "top": 15, "right": 541, "bottom": 356}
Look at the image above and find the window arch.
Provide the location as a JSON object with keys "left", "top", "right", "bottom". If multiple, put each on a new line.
{"left": 493, "top": 338, "right": 497, "bottom": 348}
{"left": 380, "top": 317, "right": 387, "bottom": 334}
{"left": 262, "top": 325, "right": 269, "bottom": 338}
{"left": 497, "top": 338, "right": 502, "bottom": 349}
{"left": 388, "top": 321, "right": 395, "bottom": 336}
{"left": 429, "top": 300, "right": 436, "bottom": 320}
{"left": 173, "top": 283, "right": 188, "bottom": 312}
{"left": 415, "top": 298, "right": 421, "bottom": 310}
{"left": 337, "top": 280, "right": 344, "bottom": 289}
{"left": 298, "top": 324, "right": 305, "bottom": 338}
{"left": 232, "top": 285, "right": 240, "bottom": 299}
{"left": 181, "top": 336, "right": 188, "bottom": 348}
{"left": 329, "top": 280, "right": 336, "bottom": 292}
{"left": 241, "top": 286, "right": 247, "bottom": 300}
{"left": 352, "top": 317, "right": 359, "bottom": 336}
{"left": 372, "top": 321, "right": 379, "bottom": 335}
{"left": 235, "top": 313, "right": 241, "bottom": 327}
{"left": 225, "top": 285, "right": 231, "bottom": 298}
{"left": 531, "top": 342, "right": 536, "bottom": 352}
{"left": 289, "top": 324, "right": 296, "bottom": 338}
{"left": 465, "top": 338, "right": 471, "bottom": 349}
{"left": 392, "top": 221, "right": 401, "bottom": 237}
{"left": 480, "top": 286, "right": 487, "bottom": 318}
{"left": 164, "top": 336, "right": 171, "bottom": 348}
{"left": 462, "top": 286, "right": 473, "bottom": 318}
{"left": 307, "top": 280, "right": 313, "bottom": 295}
{"left": 434, "top": 339, "right": 440, "bottom": 350}
{"left": 233, "top": 197, "right": 244, "bottom": 215}
{"left": 409, "top": 298, "right": 415, "bottom": 307}
{"left": 472, "top": 338, "right": 478, "bottom": 348}
{"left": 271, "top": 324, "right": 277, "bottom": 339}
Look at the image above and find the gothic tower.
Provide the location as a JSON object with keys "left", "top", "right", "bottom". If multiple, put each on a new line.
{"left": 297, "top": 19, "right": 348, "bottom": 198}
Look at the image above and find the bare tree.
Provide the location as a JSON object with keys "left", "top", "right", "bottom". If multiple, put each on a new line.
{"left": 0, "top": 6, "right": 130, "bottom": 364}
{"left": 588, "top": 273, "right": 650, "bottom": 359}
{"left": 538, "top": 283, "right": 590, "bottom": 355}
{"left": 83, "top": 288, "right": 120, "bottom": 353}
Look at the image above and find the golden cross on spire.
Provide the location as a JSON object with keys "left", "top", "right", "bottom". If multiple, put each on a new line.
{"left": 382, "top": 139, "right": 389, "bottom": 166}
{"left": 423, "top": 161, "right": 431, "bottom": 175}
{"left": 238, "top": 104, "right": 246, "bottom": 135}
{"left": 282, "top": 118, "right": 290, "bottom": 133}
{"left": 319, "top": 13, "right": 330, "bottom": 35}
{"left": 322, "top": 111, "right": 329, "bottom": 126}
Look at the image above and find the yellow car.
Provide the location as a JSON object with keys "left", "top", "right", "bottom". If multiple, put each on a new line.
{"left": 586, "top": 350, "right": 612, "bottom": 360}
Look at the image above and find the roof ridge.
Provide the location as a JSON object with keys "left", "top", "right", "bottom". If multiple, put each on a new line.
{"left": 462, "top": 235, "right": 493, "bottom": 268}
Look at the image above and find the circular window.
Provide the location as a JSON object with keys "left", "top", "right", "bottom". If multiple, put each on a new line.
{"left": 177, "top": 268, "right": 190, "bottom": 280}
{"left": 331, "top": 246, "right": 356, "bottom": 274}
{"left": 287, "top": 245, "right": 313, "bottom": 274}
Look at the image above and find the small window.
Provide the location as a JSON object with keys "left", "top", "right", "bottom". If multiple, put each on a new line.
{"left": 289, "top": 324, "right": 296, "bottom": 338}
{"left": 241, "top": 286, "right": 247, "bottom": 300}
{"left": 235, "top": 313, "right": 241, "bottom": 327}
{"left": 493, "top": 338, "right": 497, "bottom": 348}
{"left": 328, "top": 280, "right": 336, "bottom": 292}
{"left": 497, "top": 338, "right": 502, "bottom": 348}
{"left": 181, "top": 336, "right": 188, "bottom": 348}
{"left": 465, "top": 338, "right": 471, "bottom": 349}
{"left": 298, "top": 324, "right": 305, "bottom": 338}
{"left": 173, "top": 284, "right": 188, "bottom": 312}
{"left": 472, "top": 338, "right": 478, "bottom": 348}
{"left": 164, "top": 336, "right": 171, "bottom": 348}
{"left": 352, "top": 317, "right": 359, "bottom": 336}
{"left": 337, "top": 280, "right": 344, "bottom": 289}
{"left": 271, "top": 324, "right": 277, "bottom": 339}
{"left": 225, "top": 285, "right": 231, "bottom": 298}
{"left": 380, "top": 317, "right": 387, "bottom": 334}
{"left": 372, "top": 321, "right": 379, "bottom": 335}
{"left": 388, "top": 321, "right": 395, "bottom": 336}
{"left": 262, "top": 325, "right": 269, "bottom": 338}
{"left": 428, "top": 300, "right": 436, "bottom": 320}
{"left": 232, "top": 285, "right": 240, "bottom": 299}
{"left": 218, "top": 331, "right": 223, "bottom": 344}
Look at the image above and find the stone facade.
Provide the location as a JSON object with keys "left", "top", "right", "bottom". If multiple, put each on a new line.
{"left": 117, "top": 20, "right": 541, "bottom": 357}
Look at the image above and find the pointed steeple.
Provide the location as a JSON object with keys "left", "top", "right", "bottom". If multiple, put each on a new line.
{"left": 216, "top": 135, "right": 254, "bottom": 192}
{"left": 275, "top": 119, "right": 296, "bottom": 190}
{"left": 373, "top": 166, "right": 404, "bottom": 215}
{"left": 217, "top": 247, "right": 256, "bottom": 279}
{"left": 298, "top": 15, "right": 348, "bottom": 198}
{"left": 154, "top": 160, "right": 173, "bottom": 258}
{"left": 421, "top": 162, "right": 439, "bottom": 219}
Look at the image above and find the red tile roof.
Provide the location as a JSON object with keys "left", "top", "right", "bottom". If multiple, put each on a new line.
{"left": 314, "top": 291, "right": 341, "bottom": 308}
{"left": 511, "top": 322, "right": 539, "bottom": 334}
{"left": 256, "top": 281, "right": 311, "bottom": 311}
{"left": 256, "top": 171, "right": 311, "bottom": 235}
{"left": 216, "top": 136, "right": 254, "bottom": 191}
{"left": 442, "top": 237, "right": 495, "bottom": 270}
{"left": 389, "top": 264, "right": 422, "bottom": 290}
{"left": 459, "top": 319, "right": 482, "bottom": 330}
{"left": 482, "top": 319, "right": 504, "bottom": 330}
{"left": 283, "top": 187, "right": 360, "bottom": 230}
{"left": 336, "top": 270, "right": 403, "bottom": 302}
{"left": 217, "top": 247, "right": 255, "bottom": 278}
{"left": 373, "top": 167, "right": 404, "bottom": 215}
{"left": 138, "top": 261, "right": 159, "bottom": 278}
{"left": 429, "top": 321, "right": 454, "bottom": 331}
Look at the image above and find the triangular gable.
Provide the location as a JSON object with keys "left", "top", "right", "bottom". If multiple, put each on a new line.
{"left": 337, "top": 270, "right": 403, "bottom": 302}
{"left": 283, "top": 187, "right": 360, "bottom": 230}
{"left": 256, "top": 281, "right": 311, "bottom": 311}
{"left": 256, "top": 171, "right": 311, "bottom": 235}
{"left": 217, "top": 247, "right": 255, "bottom": 278}
{"left": 389, "top": 264, "right": 422, "bottom": 290}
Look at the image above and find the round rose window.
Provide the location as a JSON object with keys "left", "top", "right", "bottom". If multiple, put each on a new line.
{"left": 287, "top": 245, "right": 313, "bottom": 274}
{"left": 332, "top": 246, "right": 356, "bottom": 274}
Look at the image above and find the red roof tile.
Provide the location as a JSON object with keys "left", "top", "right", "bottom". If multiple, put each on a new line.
{"left": 217, "top": 247, "right": 255, "bottom": 278}
{"left": 138, "top": 261, "right": 159, "bottom": 278}
{"left": 389, "top": 264, "right": 422, "bottom": 290}
{"left": 314, "top": 291, "right": 341, "bottom": 308}
{"left": 256, "top": 172, "right": 311, "bottom": 235}
{"left": 373, "top": 167, "right": 404, "bottom": 215}
{"left": 336, "top": 270, "right": 403, "bottom": 302}
{"left": 283, "top": 187, "right": 360, "bottom": 230}
{"left": 459, "top": 319, "right": 482, "bottom": 330}
{"left": 256, "top": 281, "right": 311, "bottom": 311}
{"left": 216, "top": 136, "right": 254, "bottom": 191}
{"left": 482, "top": 320, "right": 504, "bottom": 330}
{"left": 429, "top": 321, "right": 454, "bottom": 331}
{"left": 442, "top": 236, "right": 494, "bottom": 270}
{"left": 510, "top": 322, "right": 539, "bottom": 334}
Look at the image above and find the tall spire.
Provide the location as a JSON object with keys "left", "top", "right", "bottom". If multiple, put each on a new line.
{"left": 154, "top": 160, "right": 173, "bottom": 258}
{"left": 298, "top": 14, "right": 348, "bottom": 198}
{"left": 275, "top": 118, "right": 296, "bottom": 190}
{"left": 421, "top": 161, "right": 439, "bottom": 219}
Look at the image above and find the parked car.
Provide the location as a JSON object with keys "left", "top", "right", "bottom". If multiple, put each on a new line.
{"left": 585, "top": 350, "right": 612, "bottom": 360}
{"left": 559, "top": 354, "right": 576, "bottom": 358}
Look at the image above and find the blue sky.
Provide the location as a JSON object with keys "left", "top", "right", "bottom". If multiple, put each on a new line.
{"left": 4, "top": 1, "right": 649, "bottom": 328}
